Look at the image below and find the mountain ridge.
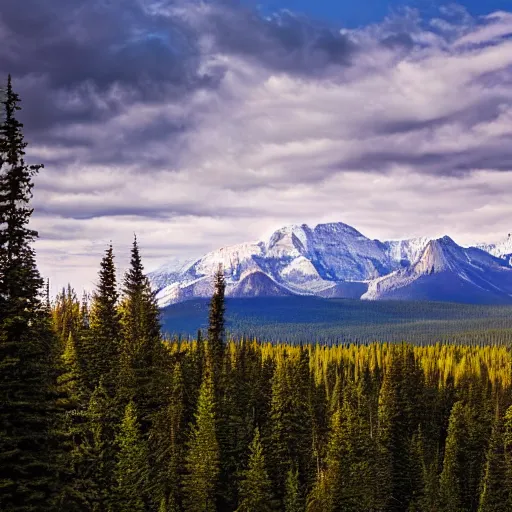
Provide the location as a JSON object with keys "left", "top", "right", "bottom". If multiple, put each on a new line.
{"left": 149, "top": 222, "right": 512, "bottom": 306}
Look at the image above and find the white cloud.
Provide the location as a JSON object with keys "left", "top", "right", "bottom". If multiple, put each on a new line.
{"left": 22, "top": 4, "right": 512, "bottom": 294}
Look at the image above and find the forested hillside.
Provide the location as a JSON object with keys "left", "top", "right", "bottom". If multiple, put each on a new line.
{"left": 161, "top": 296, "right": 512, "bottom": 345}
{"left": 3, "top": 76, "right": 512, "bottom": 511}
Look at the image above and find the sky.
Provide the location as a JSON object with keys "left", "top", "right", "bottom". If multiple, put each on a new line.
{"left": 2, "top": 0, "right": 512, "bottom": 293}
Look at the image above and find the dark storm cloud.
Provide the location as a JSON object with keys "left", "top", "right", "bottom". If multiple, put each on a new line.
{"left": 193, "top": 3, "right": 356, "bottom": 74}
{"left": 0, "top": 0, "right": 361, "bottom": 172}
{"left": 0, "top": 0, "right": 356, "bottom": 134}
{"left": 0, "top": 0, "right": 222, "bottom": 142}
{"left": 0, "top": 0, "right": 200, "bottom": 91}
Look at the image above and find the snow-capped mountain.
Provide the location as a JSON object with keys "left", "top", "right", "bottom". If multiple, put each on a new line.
{"left": 384, "top": 237, "right": 433, "bottom": 267}
{"left": 149, "top": 222, "right": 512, "bottom": 306}
{"left": 363, "top": 237, "right": 512, "bottom": 303}
{"left": 477, "top": 234, "right": 512, "bottom": 264}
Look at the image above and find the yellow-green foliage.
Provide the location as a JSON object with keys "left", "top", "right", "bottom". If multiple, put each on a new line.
{"left": 167, "top": 340, "right": 512, "bottom": 393}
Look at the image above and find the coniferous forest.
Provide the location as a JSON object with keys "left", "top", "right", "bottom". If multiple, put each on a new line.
{"left": 3, "top": 78, "right": 512, "bottom": 512}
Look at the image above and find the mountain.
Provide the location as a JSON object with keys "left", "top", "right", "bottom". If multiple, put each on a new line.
{"left": 149, "top": 222, "right": 512, "bottom": 306}
{"left": 151, "top": 222, "right": 396, "bottom": 305}
{"left": 363, "top": 237, "right": 512, "bottom": 304}
{"left": 477, "top": 234, "right": 512, "bottom": 264}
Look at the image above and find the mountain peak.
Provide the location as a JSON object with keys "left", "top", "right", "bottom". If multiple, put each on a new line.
{"left": 313, "top": 221, "right": 366, "bottom": 237}
{"left": 411, "top": 236, "right": 461, "bottom": 274}
{"left": 150, "top": 221, "right": 512, "bottom": 306}
{"left": 478, "top": 233, "right": 512, "bottom": 261}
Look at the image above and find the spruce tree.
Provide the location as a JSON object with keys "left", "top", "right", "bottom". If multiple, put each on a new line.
{"left": 377, "top": 347, "right": 423, "bottom": 511}
{"left": 269, "top": 352, "right": 314, "bottom": 504}
{"left": 285, "top": 464, "right": 304, "bottom": 512}
{"left": 52, "top": 285, "right": 81, "bottom": 348}
{"left": 216, "top": 349, "right": 253, "bottom": 509}
{"left": 82, "top": 244, "right": 121, "bottom": 391}
{"left": 208, "top": 264, "right": 226, "bottom": 376}
{"left": 182, "top": 362, "right": 220, "bottom": 512}
{"left": 79, "top": 380, "right": 118, "bottom": 510}
{"left": 117, "top": 235, "right": 163, "bottom": 430}
{"left": 112, "top": 401, "right": 150, "bottom": 511}
{"left": 58, "top": 333, "right": 85, "bottom": 408}
{"left": 53, "top": 331, "right": 90, "bottom": 510}
{"left": 478, "top": 413, "right": 509, "bottom": 512}
{"left": 150, "top": 362, "right": 185, "bottom": 509}
{"left": 236, "top": 427, "right": 274, "bottom": 512}
{"left": 503, "top": 405, "right": 512, "bottom": 510}
{"left": 0, "top": 74, "right": 59, "bottom": 509}
{"left": 439, "top": 401, "right": 470, "bottom": 512}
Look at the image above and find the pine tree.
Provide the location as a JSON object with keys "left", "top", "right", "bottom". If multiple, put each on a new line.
{"left": 439, "top": 401, "right": 470, "bottom": 512}
{"left": 82, "top": 244, "right": 121, "bottom": 391}
{"left": 150, "top": 362, "right": 185, "bottom": 508}
{"left": 182, "top": 363, "right": 220, "bottom": 512}
{"left": 53, "top": 331, "right": 90, "bottom": 510}
{"left": 52, "top": 285, "right": 81, "bottom": 348}
{"left": 236, "top": 427, "right": 274, "bottom": 512}
{"left": 503, "top": 405, "right": 512, "bottom": 510}
{"left": 312, "top": 408, "right": 344, "bottom": 512}
{"left": 478, "top": 413, "right": 509, "bottom": 512}
{"left": 79, "top": 380, "right": 118, "bottom": 510}
{"left": 216, "top": 348, "right": 254, "bottom": 509}
{"left": 112, "top": 401, "right": 150, "bottom": 511}
{"left": 117, "top": 235, "right": 163, "bottom": 431}
{"left": 269, "top": 352, "right": 314, "bottom": 504}
{"left": 0, "top": 74, "right": 60, "bottom": 509}
{"left": 378, "top": 347, "right": 423, "bottom": 511}
{"left": 285, "top": 464, "right": 304, "bottom": 512}
{"left": 208, "top": 264, "right": 226, "bottom": 377}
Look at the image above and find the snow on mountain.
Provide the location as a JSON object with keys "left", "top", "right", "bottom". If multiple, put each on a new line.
{"left": 384, "top": 237, "right": 433, "bottom": 266}
{"left": 362, "top": 236, "right": 512, "bottom": 303}
{"left": 152, "top": 222, "right": 397, "bottom": 306}
{"left": 150, "top": 223, "right": 512, "bottom": 307}
{"left": 149, "top": 258, "right": 195, "bottom": 291}
{"left": 477, "top": 234, "right": 512, "bottom": 263}
{"left": 230, "top": 270, "right": 294, "bottom": 298}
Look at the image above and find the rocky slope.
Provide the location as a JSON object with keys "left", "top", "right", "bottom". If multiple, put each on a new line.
{"left": 149, "top": 222, "right": 512, "bottom": 306}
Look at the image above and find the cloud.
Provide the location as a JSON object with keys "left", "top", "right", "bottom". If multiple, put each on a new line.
{"left": 3, "top": 1, "right": 512, "bottom": 292}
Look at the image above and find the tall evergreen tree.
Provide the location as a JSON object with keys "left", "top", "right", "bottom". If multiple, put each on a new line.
{"left": 53, "top": 331, "right": 90, "bottom": 511}
{"left": 82, "top": 244, "right": 121, "bottom": 391}
{"left": 439, "top": 401, "right": 472, "bottom": 512}
{"left": 236, "top": 427, "right": 274, "bottom": 512}
{"left": 478, "top": 413, "right": 509, "bottom": 512}
{"left": 52, "top": 285, "right": 81, "bottom": 348}
{"left": 208, "top": 264, "right": 226, "bottom": 375}
{"left": 78, "top": 380, "right": 118, "bottom": 511}
{"left": 112, "top": 402, "right": 150, "bottom": 512}
{"left": 0, "top": 74, "right": 60, "bottom": 510}
{"left": 117, "top": 235, "right": 163, "bottom": 430}
{"left": 378, "top": 347, "right": 423, "bottom": 511}
{"left": 150, "top": 362, "right": 185, "bottom": 509}
{"left": 182, "top": 362, "right": 220, "bottom": 512}
{"left": 269, "top": 352, "right": 314, "bottom": 504}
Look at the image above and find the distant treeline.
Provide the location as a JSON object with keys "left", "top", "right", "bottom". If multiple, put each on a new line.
{"left": 161, "top": 296, "right": 512, "bottom": 346}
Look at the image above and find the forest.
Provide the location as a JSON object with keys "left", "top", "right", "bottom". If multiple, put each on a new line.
{"left": 2, "top": 77, "right": 512, "bottom": 512}
{"left": 161, "top": 296, "right": 512, "bottom": 346}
